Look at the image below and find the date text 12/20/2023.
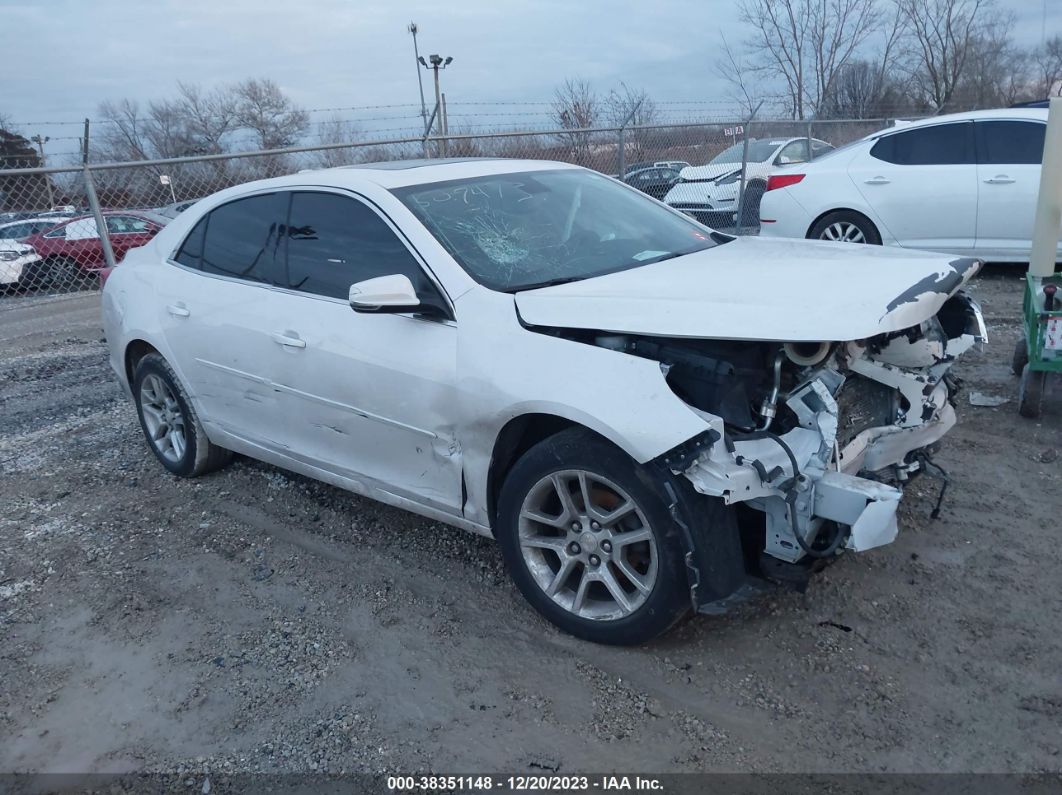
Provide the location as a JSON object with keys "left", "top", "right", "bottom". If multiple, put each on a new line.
{"left": 386, "top": 775, "right": 664, "bottom": 791}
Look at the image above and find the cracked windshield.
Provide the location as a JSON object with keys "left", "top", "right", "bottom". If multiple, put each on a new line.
{"left": 394, "top": 168, "right": 719, "bottom": 291}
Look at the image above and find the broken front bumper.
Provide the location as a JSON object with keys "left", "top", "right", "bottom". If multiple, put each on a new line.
{"left": 681, "top": 372, "right": 954, "bottom": 564}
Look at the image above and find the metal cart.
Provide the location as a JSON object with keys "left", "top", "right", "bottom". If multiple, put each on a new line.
{"left": 1014, "top": 273, "right": 1062, "bottom": 417}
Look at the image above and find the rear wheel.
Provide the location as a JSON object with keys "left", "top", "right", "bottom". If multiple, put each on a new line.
{"left": 809, "top": 210, "right": 882, "bottom": 245}
{"left": 133, "top": 353, "right": 232, "bottom": 477}
{"left": 496, "top": 428, "right": 690, "bottom": 645}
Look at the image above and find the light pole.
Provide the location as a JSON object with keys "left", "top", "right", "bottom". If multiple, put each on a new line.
{"left": 407, "top": 23, "right": 428, "bottom": 137}
{"left": 30, "top": 134, "right": 55, "bottom": 209}
{"left": 418, "top": 53, "right": 452, "bottom": 154}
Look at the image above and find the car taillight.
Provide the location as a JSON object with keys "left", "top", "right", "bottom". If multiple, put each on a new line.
{"left": 766, "top": 174, "right": 805, "bottom": 191}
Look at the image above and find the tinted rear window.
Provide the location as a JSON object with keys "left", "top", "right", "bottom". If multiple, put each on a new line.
{"left": 200, "top": 193, "right": 287, "bottom": 285}
{"left": 870, "top": 123, "right": 973, "bottom": 165}
{"left": 976, "top": 120, "right": 1045, "bottom": 165}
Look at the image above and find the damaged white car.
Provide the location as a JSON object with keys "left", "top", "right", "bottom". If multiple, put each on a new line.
{"left": 102, "top": 159, "right": 986, "bottom": 645}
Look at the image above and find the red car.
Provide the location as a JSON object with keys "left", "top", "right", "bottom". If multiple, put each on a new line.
{"left": 23, "top": 211, "right": 169, "bottom": 282}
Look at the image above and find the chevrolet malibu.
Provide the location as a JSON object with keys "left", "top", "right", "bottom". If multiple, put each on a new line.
{"left": 103, "top": 158, "right": 986, "bottom": 644}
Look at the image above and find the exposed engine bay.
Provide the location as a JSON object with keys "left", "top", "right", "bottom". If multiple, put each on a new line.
{"left": 540, "top": 290, "right": 987, "bottom": 572}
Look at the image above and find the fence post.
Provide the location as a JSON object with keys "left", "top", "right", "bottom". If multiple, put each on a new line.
{"left": 82, "top": 166, "right": 117, "bottom": 270}
{"left": 735, "top": 101, "right": 764, "bottom": 235}
{"left": 616, "top": 99, "right": 643, "bottom": 179}
{"left": 617, "top": 127, "right": 625, "bottom": 178}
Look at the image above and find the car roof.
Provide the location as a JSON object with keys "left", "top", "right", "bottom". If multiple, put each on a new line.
{"left": 880, "top": 107, "right": 1047, "bottom": 135}
{"left": 254, "top": 157, "right": 583, "bottom": 191}
{"left": 0, "top": 216, "right": 60, "bottom": 229}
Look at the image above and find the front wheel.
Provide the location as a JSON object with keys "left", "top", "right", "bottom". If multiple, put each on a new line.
{"left": 739, "top": 180, "right": 766, "bottom": 227}
{"left": 1011, "top": 336, "right": 1029, "bottom": 377}
{"left": 1018, "top": 364, "right": 1046, "bottom": 419}
{"left": 809, "top": 211, "right": 882, "bottom": 245}
{"left": 496, "top": 428, "right": 690, "bottom": 645}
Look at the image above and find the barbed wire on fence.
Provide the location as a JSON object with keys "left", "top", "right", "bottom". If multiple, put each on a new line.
{"left": 0, "top": 116, "right": 903, "bottom": 299}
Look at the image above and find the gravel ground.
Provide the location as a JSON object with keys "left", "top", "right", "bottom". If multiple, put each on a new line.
{"left": 1, "top": 273, "right": 1060, "bottom": 777}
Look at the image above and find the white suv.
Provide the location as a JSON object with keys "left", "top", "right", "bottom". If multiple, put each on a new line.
{"left": 759, "top": 109, "right": 1055, "bottom": 262}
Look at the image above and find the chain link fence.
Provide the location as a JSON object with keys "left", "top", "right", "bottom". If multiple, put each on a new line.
{"left": 0, "top": 117, "right": 896, "bottom": 301}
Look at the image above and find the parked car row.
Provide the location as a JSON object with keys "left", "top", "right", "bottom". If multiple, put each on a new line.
{"left": 0, "top": 211, "right": 168, "bottom": 291}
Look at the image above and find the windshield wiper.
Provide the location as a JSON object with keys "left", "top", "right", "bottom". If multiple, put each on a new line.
{"left": 507, "top": 275, "right": 588, "bottom": 292}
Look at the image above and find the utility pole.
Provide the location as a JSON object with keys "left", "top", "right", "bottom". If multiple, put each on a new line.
{"left": 31, "top": 134, "right": 55, "bottom": 209}
{"left": 407, "top": 23, "right": 429, "bottom": 137}
{"left": 81, "top": 118, "right": 90, "bottom": 165}
{"left": 418, "top": 53, "right": 452, "bottom": 156}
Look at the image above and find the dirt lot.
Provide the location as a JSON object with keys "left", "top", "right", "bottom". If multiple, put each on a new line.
{"left": 1, "top": 273, "right": 1060, "bottom": 777}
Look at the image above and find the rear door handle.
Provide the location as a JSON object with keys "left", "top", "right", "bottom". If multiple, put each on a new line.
{"left": 864, "top": 177, "right": 891, "bottom": 185}
{"left": 166, "top": 303, "right": 190, "bottom": 318}
{"left": 983, "top": 175, "right": 1015, "bottom": 184}
{"left": 271, "top": 332, "right": 306, "bottom": 349}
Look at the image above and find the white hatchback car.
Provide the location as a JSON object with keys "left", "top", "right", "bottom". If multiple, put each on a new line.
{"left": 664, "top": 137, "right": 833, "bottom": 227}
{"left": 103, "top": 158, "right": 986, "bottom": 644}
{"left": 760, "top": 109, "right": 1057, "bottom": 262}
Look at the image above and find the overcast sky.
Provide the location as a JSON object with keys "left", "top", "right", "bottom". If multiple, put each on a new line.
{"left": 3, "top": 0, "right": 1056, "bottom": 162}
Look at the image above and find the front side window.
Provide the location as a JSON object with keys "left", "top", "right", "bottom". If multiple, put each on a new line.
{"left": 200, "top": 193, "right": 286, "bottom": 285}
{"left": 870, "top": 123, "right": 973, "bottom": 165}
{"left": 394, "top": 168, "right": 718, "bottom": 292}
{"left": 286, "top": 192, "right": 429, "bottom": 300}
{"left": 976, "top": 120, "right": 1045, "bottom": 165}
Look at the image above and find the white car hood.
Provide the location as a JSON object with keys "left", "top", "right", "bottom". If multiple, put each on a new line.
{"left": 514, "top": 237, "right": 980, "bottom": 342}
{"left": 679, "top": 161, "right": 770, "bottom": 181}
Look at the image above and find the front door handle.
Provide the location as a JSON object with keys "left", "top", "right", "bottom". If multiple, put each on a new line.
{"left": 166, "top": 303, "right": 190, "bottom": 318}
{"left": 864, "top": 176, "right": 891, "bottom": 185}
{"left": 983, "top": 175, "right": 1015, "bottom": 184}
{"left": 271, "top": 332, "right": 306, "bottom": 349}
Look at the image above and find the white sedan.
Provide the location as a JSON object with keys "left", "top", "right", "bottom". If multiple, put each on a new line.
{"left": 760, "top": 108, "right": 1057, "bottom": 262}
{"left": 103, "top": 158, "right": 985, "bottom": 644}
{"left": 664, "top": 137, "right": 832, "bottom": 227}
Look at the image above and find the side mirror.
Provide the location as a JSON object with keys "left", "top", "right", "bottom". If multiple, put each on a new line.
{"left": 349, "top": 274, "right": 420, "bottom": 313}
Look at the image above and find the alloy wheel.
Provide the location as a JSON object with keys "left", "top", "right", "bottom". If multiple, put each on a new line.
{"left": 820, "top": 221, "right": 866, "bottom": 243}
{"left": 517, "top": 469, "right": 658, "bottom": 621}
{"left": 139, "top": 373, "right": 188, "bottom": 463}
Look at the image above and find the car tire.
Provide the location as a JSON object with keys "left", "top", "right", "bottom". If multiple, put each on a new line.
{"left": 496, "top": 428, "right": 690, "bottom": 645}
{"left": 1011, "top": 336, "right": 1029, "bottom": 377}
{"left": 1018, "top": 364, "right": 1046, "bottom": 419}
{"left": 808, "top": 211, "right": 882, "bottom": 245}
{"left": 133, "top": 353, "right": 233, "bottom": 477}
{"left": 45, "top": 256, "right": 82, "bottom": 291}
{"left": 739, "top": 180, "right": 766, "bottom": 227}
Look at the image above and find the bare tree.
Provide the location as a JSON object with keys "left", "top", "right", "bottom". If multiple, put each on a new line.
{"left": 1031, "top": 35, "right": 1062, "bottom": 98}
{"left": 897, "top": 0, "right": 1001, "bottom": 111}
{"left": 314, "top": 116, "right": 362, "bottom": 168}
{"left": 232, "top": 78, "right": 309, "bottom": 150}
{"left": 176, "top": 82, "right": 239, "bottom": 155}
{"left": 716, "top": 35, "right": 762, "bottom": 117}
{"left": 733, "top": 0, "right": 880, "bottom": 119}
{"left": 603, "top": 83, "right": 657, "bottom": 128}
{"left": 551, "top": 79, "right": 599, "bottom": 164}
